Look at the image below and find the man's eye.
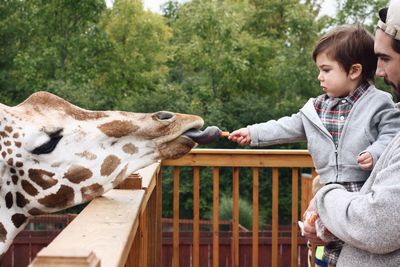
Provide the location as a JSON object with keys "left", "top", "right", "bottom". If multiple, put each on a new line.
{"left": 32, "top": 130, "right": 63, "bottom": 155}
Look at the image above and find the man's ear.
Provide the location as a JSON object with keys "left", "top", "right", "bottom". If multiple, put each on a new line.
{"left": 349, "top": 63, "right": 362, "bottom": 80}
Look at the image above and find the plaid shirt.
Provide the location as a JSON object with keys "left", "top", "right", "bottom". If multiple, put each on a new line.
{"left": 314, "top": 83, "right": 369, "bottom": 145}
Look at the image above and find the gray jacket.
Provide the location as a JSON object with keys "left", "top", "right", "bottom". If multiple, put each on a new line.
{"left": 315, "top": 131, "right": 400, "bottom": 266}
{"left": 248, "top": 85, "right": 400, "bottom": 184}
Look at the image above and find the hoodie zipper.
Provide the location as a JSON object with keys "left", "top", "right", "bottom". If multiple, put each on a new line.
{"left": 304, "top": 112, "right": 339, "bottom": 181}
{"left": 334, "top": 143, "right": 339, "bottom": 181}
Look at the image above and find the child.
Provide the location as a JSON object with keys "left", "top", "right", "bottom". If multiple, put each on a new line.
{"left": 229, "top": 25, "right": 400, "bottom": 266}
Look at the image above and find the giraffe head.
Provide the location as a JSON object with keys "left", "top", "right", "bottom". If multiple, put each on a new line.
{"left": 0, "top": 91, "right": 205, "bottom": 257}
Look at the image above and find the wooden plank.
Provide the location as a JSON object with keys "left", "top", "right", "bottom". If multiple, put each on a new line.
{"left": 136, "top": 162, "right": 160, "bottom": 189}
{"left": 116, "top": 173, "right": 142, "bottom": 190}
{"left": 232, "top": 167, "right": 239, "bottom": 267}
{"left": 193, "top": 167, "right": 200, "bottom": 267}
{"left": 252, "top": 168, "right": 259, "bottom": 267}
{"left": 291, "top": 168, "right": 299, "bottom": 267}
{"left": 139, "top": 207, "right": 148, "bottom": 267}
{"left": 271, "top": 168, "right": 279, "bottom": 267}
{"left": 30, "top": 190, "right": 144, "bottom": 267}
{"left": 173, "top": 167, "right": 180, "bottom": 267}
{"left": 162, "top": 149, "right": 313, "bottom": 167}
{"left": 212, "top": 167, "right": 220, "bottom": 267}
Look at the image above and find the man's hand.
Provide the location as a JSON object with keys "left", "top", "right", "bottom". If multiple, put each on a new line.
{"left": 357, "top": 152, "right": 373, "bottom": 170}
{"left": 302, "top": 198, "right": 328, "bottom": 245}
{"left": 228, "top": 128, "right": 251, "bottom": 145}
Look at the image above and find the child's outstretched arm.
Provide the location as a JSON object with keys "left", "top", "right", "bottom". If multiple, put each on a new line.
{"left": 228, "top": 128, "right": 251, "bottom": 145}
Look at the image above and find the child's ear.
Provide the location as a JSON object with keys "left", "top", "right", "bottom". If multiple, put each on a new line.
{"left": 349, "top": 64, "right": 362, "bottom": 80}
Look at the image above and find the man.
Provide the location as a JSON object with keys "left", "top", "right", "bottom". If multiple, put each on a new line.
{"left": 303, "top": 0, "right": 400, "bottom": 266}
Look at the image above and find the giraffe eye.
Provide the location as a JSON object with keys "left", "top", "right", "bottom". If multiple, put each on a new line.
{"left": 32, "top": 129, "right": 63, "bottom": 155}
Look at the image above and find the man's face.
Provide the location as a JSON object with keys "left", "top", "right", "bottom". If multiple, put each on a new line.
{"left": 375, "top": 29, "right": 400, "bottom": 97}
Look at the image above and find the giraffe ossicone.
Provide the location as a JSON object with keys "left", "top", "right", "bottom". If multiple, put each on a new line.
{"left": 0, "top": 91, "right": 211, "bottom": 258}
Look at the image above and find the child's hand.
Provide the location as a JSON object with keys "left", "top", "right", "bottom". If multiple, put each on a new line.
{"left": 357, "top": 152, "right": 373, "bottom": 170}
{"left": 228, "top": 128, "right": 251, "bottom": 145}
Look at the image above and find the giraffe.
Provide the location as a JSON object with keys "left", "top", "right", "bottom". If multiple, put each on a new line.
{"left": 0, "top": 91, "right": 213, "bottom": 259}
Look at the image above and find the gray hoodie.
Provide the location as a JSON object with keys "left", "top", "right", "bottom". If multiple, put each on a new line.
{"left": 247, "top": 85, "right": 400, "bottom": 184}
{"left": 315, "top": 131, "right": 400, "bottom": 266}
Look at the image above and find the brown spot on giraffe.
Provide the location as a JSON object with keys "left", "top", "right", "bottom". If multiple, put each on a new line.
{"left": 11, "top": 214, "right": 27, "bottom": 228}
{"left": 75, "top": 151, "right": 97, "bottom": 160}
{"left": 16, "top": 192, "right": 29, "bottom": 208}
{"left": 63, "top": 166, "right": 93, "bottom": 184}
{"left": 11, "top": 175, "right": 18, "bottom": 185}
{"left": 5, "top": 192, "right": 13, "bottom": 209}
{"left": 38, "top": 185, "right": 75, "bottom": 209}
{"left": 21, "top": 180, "right": 38, "bottom": 196}
{"left": 4, "top": 126, "right": 13, "bottom": 133}
{"left": 51, "top": 162, "right": 62, "bottom": 168}
{"left": 100, "top": 155, "right": 121, "bottom": 176}
{"left": 0, "top": 223, "right": 6, "bottom": 242}
{"left": 28, "top": 208, "right": 46, "bottom": 216}
{"left": 7, "top": 158, "right": 13, "bottom": 166}
{"left": 122, "top": 143, "right": 138, "bottom": 155}
{"left": 81, "top": 183, "right": 104, "bottom": 203}
{"left": 4, "top": 141, "right": 11, "bottom": 146}
{"left": 98, "top": 120, "right": 139, "bottom": 138}
{"left": 28, "top": 169, "right": 57, "bottom": 190}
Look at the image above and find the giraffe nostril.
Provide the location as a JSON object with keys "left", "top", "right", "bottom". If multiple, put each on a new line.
{"left": 153, "top": 111, "right": 175, "bottom": 121}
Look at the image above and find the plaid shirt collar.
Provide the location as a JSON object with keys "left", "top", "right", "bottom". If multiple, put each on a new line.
{"left": 322, "top": 83, "right": 369, "bottom": 104}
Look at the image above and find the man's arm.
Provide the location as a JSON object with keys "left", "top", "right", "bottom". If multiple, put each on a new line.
{"left": 313, "top": 152, "right": 400, "bottom": 254}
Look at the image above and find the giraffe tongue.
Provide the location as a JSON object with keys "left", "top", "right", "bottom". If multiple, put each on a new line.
{"left": 183, "top": 126, "right": 222, "bottom": 144}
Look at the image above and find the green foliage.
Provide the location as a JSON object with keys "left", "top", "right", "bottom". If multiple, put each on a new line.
{"left": 216, "top": 194, "right": 253, "bottom": 230}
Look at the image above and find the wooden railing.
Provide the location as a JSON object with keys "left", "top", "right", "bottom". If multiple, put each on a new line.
{"left": 29, "top": 163, "right": 161, "bottom": 267}
{"left": 29, "top": 149, "right": 316, "bottom": 267}
{"left": 162, "top": 149, "right": 317, "bottom": 267}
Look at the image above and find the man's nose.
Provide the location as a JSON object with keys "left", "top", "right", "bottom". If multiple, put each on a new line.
{"left": 375, "top": 59, "right": 385, "bottom": 77}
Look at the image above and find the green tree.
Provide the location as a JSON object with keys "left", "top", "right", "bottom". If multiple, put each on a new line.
{"left": 100, "top": 0, "right": 173, "bottom": 111}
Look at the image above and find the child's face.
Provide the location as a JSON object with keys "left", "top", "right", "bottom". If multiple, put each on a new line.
{"left": 315, "top": 52, "right": 355, "bottom": 98}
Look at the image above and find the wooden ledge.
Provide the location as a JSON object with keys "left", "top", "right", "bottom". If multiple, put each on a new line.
{"left": 30, "top": 189, "right": 145, "bottom": 267}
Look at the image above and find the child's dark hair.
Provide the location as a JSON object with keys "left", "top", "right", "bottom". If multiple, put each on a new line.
{"left": 312, "top": 25, "right": 377, "bottom": 83}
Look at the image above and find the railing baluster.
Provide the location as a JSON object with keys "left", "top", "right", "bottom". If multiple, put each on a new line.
{"left": 213, "top": 167, "right": 220, "bottom": 267}
{"left": 161, "top": 149, "right": 316, "bottom": 267}
{"left": 232, "top": 167, "right": 239, "bottom": 267}
{"left": 291, "top": 168, "right": 299, "bottom": 267}
{"left": 252, "top": 167, "right": 259, "bottom": 267}
{"left": 173, "top": 167, "right": 180, "bottom": 267}
{"left": 271, "top": 167, "right": 279, "bottom": 267}
{"left": 193, "top": 167, "right": 200, "bottom": 267}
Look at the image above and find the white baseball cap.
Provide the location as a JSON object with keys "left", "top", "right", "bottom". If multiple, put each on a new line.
{"left": 377, "top": 0, "right": 400, "bottom": 40}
